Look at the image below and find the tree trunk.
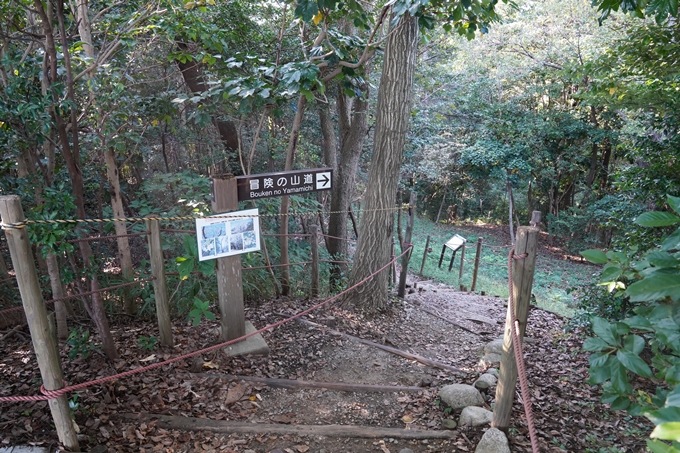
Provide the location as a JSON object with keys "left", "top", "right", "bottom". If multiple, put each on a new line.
{"left": 35, "top": 0, "right": 118, "bottom": 360}
{"left": 319, "top": 106, "right": 337, "bottom": 174}
{"left": 327, "top": 89, "right": 370, "bottom": 290}
{"left": 105, "top": 147, "right": 135, "bottom": 314}
{"left": 507, "top": 180, "right": 515, "bottom": 245}
{"left": 74, "top": 0, "right": 94, "bottom": 59}
{"left": 175, "top": 42, "right": 239, "bottom": 171}
{"left": 435, "top": 184, "right": 448, "bottom": 224}
{"left": 45, "top": 253, "right": 69, "bottom": 340}
{"left": 344, "top": 13, "right": 418, "bottom": 312}
{"left": 279, "top": 95, "right": 308, "bottom": 296}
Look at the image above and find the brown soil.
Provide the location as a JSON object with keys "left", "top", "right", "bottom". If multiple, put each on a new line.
{"left": 0, "top": 275, "right": 648, "bottom": 452}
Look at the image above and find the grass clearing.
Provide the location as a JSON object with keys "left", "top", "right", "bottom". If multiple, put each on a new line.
{"left": 404, "top": 216, "right": 597, "bottom": 317}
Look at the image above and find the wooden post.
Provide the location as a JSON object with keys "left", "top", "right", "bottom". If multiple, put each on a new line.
{"left": 492, "top": 226, "right": 539, "bottom": 430}
{"left": 211, "top": 177, "right": 245, "bottom": 341}
{"left": 310, "top": 225, "right": 319, "bottom": 298}
{"left": 448, "top": 249, "right": 457, "bottom": 272}
{"left": 438, "top": 244, "right": 446, "bottom": 268}
{"left": 458, "top": 242, "right": 466, "bottom": 283}
{"left": 397, "top": 192, "right": 416, "bottom": 298}
{"left": 471, "top": 237, "right": 482, "bottom": 292}
{"left": 419, "top": 235, "right": 430, "bottom": 275}
{"left": 0, "top": 196, "right": 79, "bottom": 451}
{"left": 146, "top": 216, "right": 173, "bottom": 347}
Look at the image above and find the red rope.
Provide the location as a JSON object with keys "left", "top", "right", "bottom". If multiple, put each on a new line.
{"left": 0, "top": 278, "right": 155, "bottom": 316}
{"left": 0, "top": 246, "right": 412, "bottom": 403}
{"left": 508, "top": 248, "right": 539, "bottom": 453}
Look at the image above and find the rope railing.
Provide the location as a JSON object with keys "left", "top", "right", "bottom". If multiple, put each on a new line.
{"left": 67, "top": 232, "right": 149, "bottom": 243}
{"left": 0, "top": 246, "right": 412, "bottom": 403}
{"left": 320, "top": 233, "right": 357, "bottom": 243}
{"left": 0, "top": 278, "right": 155, "bottom": 316}
{"left": 0, "top": 206, "right": 404, "bottom": 231}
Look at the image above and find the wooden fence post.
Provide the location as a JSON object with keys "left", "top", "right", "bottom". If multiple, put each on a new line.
{"left": 390, "top": 238, "right": 396, "bottom": 286}
{"left": 419, "top": 235, "right": 431, "bottom": 275}
{"left": 0, "top": 195, "right": 80, "bottom": 451}
{"left": 146, "top": 216, "right": 173, "bottom": 347}
{"left": 471, "top": 237, "right": 483, "bottom": 292}
{"left": 310, "top": 225, "right": 319, "bottom": 298}
{"left": 398, "top": 192, "right": 416, "bottom": 298}
{"left": 211, "top": 176, "right": 245, "bottom": 341}
{"left": 458, "top": 242, "right": 465, "bottom": 282}
{"left": 492, "top": 225, "right": 539, "bottom": 430}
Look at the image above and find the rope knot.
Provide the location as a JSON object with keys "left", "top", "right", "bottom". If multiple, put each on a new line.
{"left": 40, "top": 381, "right": 68, "bottom": 399}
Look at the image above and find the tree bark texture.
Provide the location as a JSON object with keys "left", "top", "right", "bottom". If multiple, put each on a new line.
{"left": 279, "top": 95, "right": 308, "bottom": 296}
{"left": 345, "top": 14, "right": 418, "bottom": 311}
{"left": 327, "top": 90, "right": 370, "bottom": 289}
{"left": 105, "top": 147, "right": 135, "bottom": 314}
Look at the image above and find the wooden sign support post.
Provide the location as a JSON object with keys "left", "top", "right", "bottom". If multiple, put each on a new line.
{"left": 0, "top": 196, "right": 79, "bottom": 451}
{"left": 146, "top": 216, "right": 173, "bottom": 347}
{"left": 211, "top": 177, "right": 245, "bottom": 342}
{"left": 471, "top": 237, "right": 483, "bottom": 292}
{"left": 492, "top": 225, "right": 539, "bottom": 430}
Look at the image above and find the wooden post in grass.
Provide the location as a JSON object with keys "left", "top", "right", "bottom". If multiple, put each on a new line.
{"left": 471, "top": 237, "right": 482, "bottom": 292}
{"left": 0, "top": 195, "right": 79, "bottom": 451}
{"left": 419, "top": 235, "right": 431, "bottom": 275}
{"left": 146, "top": 215, "right": 173, "bottom": 347}
{"left": 458, "top": 242, "right": 466, "bottom": 282}
{"left": 398, "top": 192, "right": 416, "bottom": 298}
{"left": 211, "top": 176, "right": 245, "bottom": 341}
{"left": 310, "top": 224, "right": 319, "bottom": 298}
{"left": 492, "top": 225, "right": 539, "bottom": 430}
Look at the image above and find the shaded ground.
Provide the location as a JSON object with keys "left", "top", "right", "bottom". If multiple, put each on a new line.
{"left": 0, "top": 274, "right": 649, "bottom": 452}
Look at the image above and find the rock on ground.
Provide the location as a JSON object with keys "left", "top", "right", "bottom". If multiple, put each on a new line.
{"left": 474, "top": 373, "right": 498, "bottom": 390}
{"left": 475, "top": 428, "right": 511, "bottom": 453}
{"left": 459, "top": 406, "right": 493, "bottom": 427}
{"left": 438, "top": 383, "right": 484, "bottom": 409}
{"left": 478, "top": 352, "right": 502, "bottom": 368}
{"left": 484, "top": 338, "right": 504, "bottom": 355}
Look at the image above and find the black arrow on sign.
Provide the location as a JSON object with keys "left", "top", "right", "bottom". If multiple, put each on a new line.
{"left": 318, "top": 174, "right": 330, "bottom": 187}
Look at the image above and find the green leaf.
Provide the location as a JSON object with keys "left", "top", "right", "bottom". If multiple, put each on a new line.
{"left": 669, "top": 195, "right": 680, "bottom": 216}
{"left": 624, "top": 315, "right": 653, "bottom": 330}
{"left": 647, "top": 251, "right": 680, "bottom": 268}
{"left": 646, "top": 406, "right": 680, "bottom": 425}
{"left": 662, "top": 228, "right": 680, "bottom": 251}
{"left": 592, "top": 316, "right": 620, "bottom": 346}
{"left": 623, "top": 334, "right": 645, "bottom": 355}
{"left": 610, "top": 359, "right": 632, "bottom": 394}
{"left": 666, "top": 366, "right": 680, "bottom": 385}
{"left": 626, "top": 274, "right": 680, "bottom": 302}
{"left": 617, "top": 349, "right": 652, "bottom": 377}
{"left": 667, "top": 385, "right": 680, "bottom": 408}
{"left": 176, "top": 257, "right": 195, "bottom": 280}
{"left": 610, "top": 395, "right": 631, "bottom": 410}
{"left": 636, "top": 211, "right": 680, "bottom": 227}
{"left": 651, "top": 422, "right": 680, "bottom": 441}
{"left": 601, "top": 265, "right": 623, "bottom": 282}
{"left": 646, "top": 439, "right": 676, "bottom": 453}
{"left": 589, "top": 356, "right": 613, "bottom": 384}
{"left": 583, "top": 337, "right": 611, "bottom": 352}
{"left": 295, "top": 0, "right": 319, "bottom": 22}
{"left": 581, "top": 249, "right": 608, "bottom": 264}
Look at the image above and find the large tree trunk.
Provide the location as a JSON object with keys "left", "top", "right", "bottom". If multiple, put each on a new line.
{"left": 327, "top": 89, "right": 370, "bottom": 290}
{"left": 105, "top": 148, "right": 135, "bottom": 314}
{"left": 344, "top": 14, "right": 418, "bottom": 312}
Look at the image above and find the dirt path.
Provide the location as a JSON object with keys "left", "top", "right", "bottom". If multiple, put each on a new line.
{"left": 0, "top": 274, "right": 649, "bottom": 452}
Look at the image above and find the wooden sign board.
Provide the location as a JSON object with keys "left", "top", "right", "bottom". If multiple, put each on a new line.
{"left": 235, "top": 168, "right": 333, "bottom": 202}
{"left": 445, "top": 234, "right": 467, "bottom": 251}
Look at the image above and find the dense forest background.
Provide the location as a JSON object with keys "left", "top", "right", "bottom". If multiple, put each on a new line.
{"left": 1, "top": 0, "right": 680, "bottom": 449}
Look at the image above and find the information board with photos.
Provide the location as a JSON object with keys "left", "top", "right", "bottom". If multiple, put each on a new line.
{"left": 196, "top": 209, "right": 261, "bottom": 261}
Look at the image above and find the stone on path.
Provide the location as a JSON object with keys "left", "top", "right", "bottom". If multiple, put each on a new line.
{"left": 438, "top": 384, "right": 484, "bottom": 409}
{"left": 475, "top": 428, "right": 511, "bottom": 453}
{"left": 473, "top": 373, "right": 498, "bottom": 390}
{"left": 484, "top": 338, "right": 504, "bottom": 355}
{"left": 399, "top": 449, "right": 415, "bottom": 453}
{"left": 0, "top": 448, "right": 50, "bottom": 453}
{"left": 486, "top": 367, "right": 499, "bottom": 376}
{"left": 442, "top": 418, "right": 457, "bottom": 429}
{"left": 478, "top": 353, "right": 501, "bottom": 368}
{"left": 459, "top": 406, "right": 493, "bottom": 427}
